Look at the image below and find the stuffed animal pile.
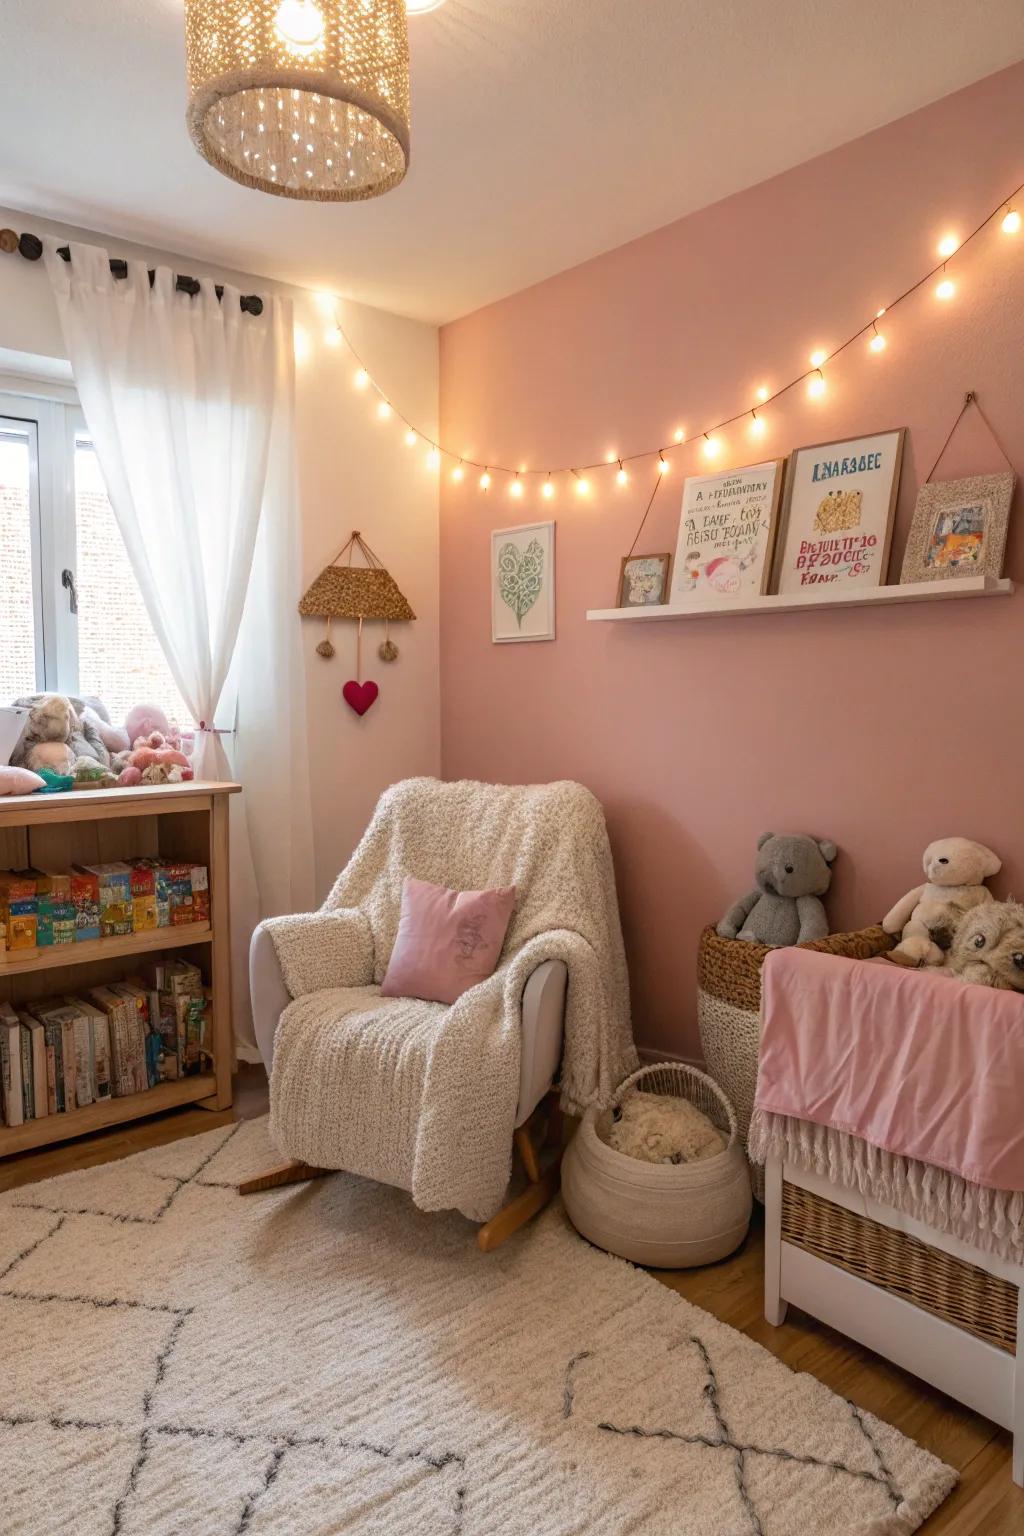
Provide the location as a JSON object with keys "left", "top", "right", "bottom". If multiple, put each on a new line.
{"left": 605, "top": 1090, "right": 726, "bottom": 1165}
{"left": 4, "top": 695, "right": 193, "bottom": 794}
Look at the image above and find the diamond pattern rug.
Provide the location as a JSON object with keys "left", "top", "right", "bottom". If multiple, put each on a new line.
{"left": 0, "top": 1118, "right": 955, "bottom": 1535}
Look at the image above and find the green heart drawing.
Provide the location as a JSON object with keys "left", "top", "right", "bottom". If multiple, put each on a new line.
{"left": 498, "top": 539, "right": 544, "bottom": 628}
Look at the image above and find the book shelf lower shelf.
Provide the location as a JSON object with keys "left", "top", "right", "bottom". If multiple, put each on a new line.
{"left": 0, "top": 1073, "right": 218, "bottom": 1157}
{"left": 0, "top": 922, "right": 212, "bottom": 979}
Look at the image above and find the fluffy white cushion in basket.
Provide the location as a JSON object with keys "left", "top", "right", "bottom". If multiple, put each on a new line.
{"left": 605, "top": 1090, "right": 725, "bottom": 1164}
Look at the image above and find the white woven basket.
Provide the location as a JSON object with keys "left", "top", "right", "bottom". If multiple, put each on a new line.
{"left": 561, "top": 1062, "right": 753, "bottom": 1269}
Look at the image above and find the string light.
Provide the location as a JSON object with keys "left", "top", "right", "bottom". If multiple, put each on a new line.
{"left": 452, "top": 462, "right": 464, "bottom": 482}
{"left": 510, "top": 474, "right": 524, "bottom": 498}
{"left": 377, "top": 400, "right": 392, "bottom": 419}
{"left": 318, "top": 177, "right": 1024, "bottom": 492}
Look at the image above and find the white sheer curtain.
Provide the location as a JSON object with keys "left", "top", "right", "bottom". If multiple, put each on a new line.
{"left": 44, "top": 239, "right": 314, "bottom": 1047}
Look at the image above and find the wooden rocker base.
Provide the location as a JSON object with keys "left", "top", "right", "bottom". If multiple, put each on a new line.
{"left": 238, "top": 1160, "right": 333, "bottom": 1196}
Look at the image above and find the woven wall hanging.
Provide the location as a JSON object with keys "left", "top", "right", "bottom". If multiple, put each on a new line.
{"left": 298, "top": 531, "right": 415, "bottom": 716}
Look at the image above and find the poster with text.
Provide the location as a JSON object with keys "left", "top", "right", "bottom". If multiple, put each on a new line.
{"left": 773, "top": 429, "right": 905, "bottom": 596}
{"left": 670, "top": 459, "right": 784, "bottom": 605}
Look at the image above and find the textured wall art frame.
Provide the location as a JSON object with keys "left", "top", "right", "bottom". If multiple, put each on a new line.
{"left": 772, "top": 429, "right": 905, "bottom": 597}
{"left": 900, "top": 471, "right": 1016, "bottom": 583}
{"left": 491, "top": 522, "right": 556, "bottom": 643}
{"left": 618, "top": 553, "right": 672, "bottom": 608}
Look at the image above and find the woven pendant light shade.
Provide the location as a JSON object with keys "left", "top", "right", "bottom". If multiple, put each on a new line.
{"left": 184, "top": 0, "right": 410, "bottom": 202}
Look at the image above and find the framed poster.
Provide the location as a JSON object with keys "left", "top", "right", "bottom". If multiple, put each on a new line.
{"left": 618, "top": 552, "right": 672, "bottom": 607}
{"left": 491, "top": 521, "right": 555, "bottom": 642}
{"left": 669, "top": 459, "right": 784, "bottom": 605}
{"left": 900, "top": 472, "right": 1015, "bottom": 583}
{"left": 773, "top": 429, "right": 905, "bottom": 596}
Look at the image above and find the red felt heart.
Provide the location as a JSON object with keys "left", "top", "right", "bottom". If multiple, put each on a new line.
{"left": 342, "top": 679, "right": 379, "bottom": 717}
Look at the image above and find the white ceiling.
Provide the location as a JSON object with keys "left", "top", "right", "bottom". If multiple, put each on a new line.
{"left": 1, "top": 1, "right": 1023, "bottom": 324}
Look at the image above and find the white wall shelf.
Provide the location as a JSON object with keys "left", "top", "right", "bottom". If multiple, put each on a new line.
{"left": 586, "top": 575, "right": 1013, "bottom": 623}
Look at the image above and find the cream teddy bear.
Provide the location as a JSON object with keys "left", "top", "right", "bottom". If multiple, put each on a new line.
{"left": 883, "top": 837, "right": 1001, "bottom": 967}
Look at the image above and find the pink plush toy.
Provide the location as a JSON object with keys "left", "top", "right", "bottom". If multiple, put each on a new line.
{"left": 0, "top": 765, "right": 45, "bottom": 796}
{"left": 124, "top": 704, "right": 183, "bottom": 753}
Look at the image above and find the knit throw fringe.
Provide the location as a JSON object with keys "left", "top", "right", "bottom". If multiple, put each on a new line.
{"left": 749, "top": 1107, "right": 1024, "bottom": 1265}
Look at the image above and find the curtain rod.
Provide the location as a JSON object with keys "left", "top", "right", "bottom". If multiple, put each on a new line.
{"left": 0, "top": 228, "right": 264, "bottom": 316}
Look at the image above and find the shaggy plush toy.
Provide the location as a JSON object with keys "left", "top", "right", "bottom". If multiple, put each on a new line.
{"left": 883, "top": 837, "right": 1000, "bottom": 968}
{"left": 717, "top": 831, "right": 837, "bottom": 947}
{"left": 606, "top": 1091, "right": 725, "bottom": 1165}
{"left": 945, "top": 900, "right": 1024, "bottom": 991}
{"left": 9, "top": 694, "right": 82, "bottom": 777}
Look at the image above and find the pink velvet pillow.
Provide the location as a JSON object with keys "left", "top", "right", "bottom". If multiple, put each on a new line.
{"left": 0, "top": 765, "right": 45, "bottom": 796}
{"left": 381, "top": 876, "right": 517, "bottom": 1005}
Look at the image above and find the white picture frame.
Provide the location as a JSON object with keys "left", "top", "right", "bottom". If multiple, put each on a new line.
{"left": 670, "top": 459, "right": 785, "bottom": 606}
{"left": 491, "top": 521, "right": 556, "bottom": 643}
{"left": 772, "top": 428, "right": 905, "bottom": 596}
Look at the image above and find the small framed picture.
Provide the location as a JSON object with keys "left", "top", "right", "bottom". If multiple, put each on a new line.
{"left": 491, "top": 521, "right": 556, "bottom": 642}
{"left": 772, "top": 429, "right": 905, "bottom": 596}
{"left": 618, "top": 553, "right": 672, "bottom": 608}
{"left": 900, "top": 472, "right": 1015, "bottom": 583}
{"left": 670, "top": 459, "right": 784, "bottom": 606}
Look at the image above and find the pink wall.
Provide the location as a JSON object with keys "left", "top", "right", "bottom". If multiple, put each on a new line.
{"left": 439, "top": 63, "right": 1024, "bottom": 1058}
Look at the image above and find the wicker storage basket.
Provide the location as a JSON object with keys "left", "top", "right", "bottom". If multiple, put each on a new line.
{"left": 697, "top": 924, "right": 893, "bottom": 1200}
{"left": 561, "top": 1063, "right": 752, "bottom": 1269}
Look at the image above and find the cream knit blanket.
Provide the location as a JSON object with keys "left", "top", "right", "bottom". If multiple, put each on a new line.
{"left": 263, "top": 778, "right": 637, "bottom": 1222}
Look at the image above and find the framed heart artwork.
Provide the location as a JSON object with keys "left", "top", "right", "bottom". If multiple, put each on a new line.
{"left": 491, "top": 521, "right": 556, "bottom": 642}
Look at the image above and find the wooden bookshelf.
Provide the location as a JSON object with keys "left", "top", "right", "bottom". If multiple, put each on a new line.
{"left": 0, "top": 781, "right": 240, "bottom": 1157}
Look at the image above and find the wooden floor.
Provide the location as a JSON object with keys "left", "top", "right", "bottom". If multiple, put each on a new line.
{"left": 2, "top": 1070, "right": 1020, "bottom": 1534}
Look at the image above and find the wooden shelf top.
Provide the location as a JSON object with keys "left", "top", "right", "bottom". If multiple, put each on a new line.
{"left": 0, "top": 779, "right": 241, "bottom": 826}
{"left": 0, "top": 1073, "right": 218, "bottom": 1157}
{"left": 586, "top": 574, "right": 1014, "bottom": 623}
{"left": 0, "top": 921, "right": 212, "bottom": 978}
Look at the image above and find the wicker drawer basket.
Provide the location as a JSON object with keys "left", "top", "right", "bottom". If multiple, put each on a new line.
{"left": 782, "top": 1180, "right": 1019, "bottom": 1355}
{"left": 697, "top": 924, "right": 893, "bottom": 1197}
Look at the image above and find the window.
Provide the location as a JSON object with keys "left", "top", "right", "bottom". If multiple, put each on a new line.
{"left": 0, "top": 390, "right": 192, "bottom": 728}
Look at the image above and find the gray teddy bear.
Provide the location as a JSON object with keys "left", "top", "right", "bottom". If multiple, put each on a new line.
{"left": 717, "top": 831, "right": 837, "bottom": 947}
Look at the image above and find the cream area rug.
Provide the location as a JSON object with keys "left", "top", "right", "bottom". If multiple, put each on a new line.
{"left": 1, "top": 1119, "right": 955, "bottom": 1536}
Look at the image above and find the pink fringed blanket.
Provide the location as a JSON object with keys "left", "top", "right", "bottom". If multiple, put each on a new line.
{"left": 749, "top": 949, "right": 1024, "bottom": 1261}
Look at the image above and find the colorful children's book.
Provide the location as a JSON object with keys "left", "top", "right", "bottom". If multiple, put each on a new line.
{"left": 0, "top": 1003, "right": 24, "bottom": 1127}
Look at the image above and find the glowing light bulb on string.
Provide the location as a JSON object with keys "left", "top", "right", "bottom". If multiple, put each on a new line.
{"left": 452, "top": 462, "right": 464, "bottom": 483}
{"left": 673, "top": 426, "right": 686, "bottom": 443}
{"left": 1002, "top": 208, "right": 1021, "bottom": 235}
{"left": 809, "top": 348, "right": 828, "bottom": 369}
{"left": 354, "top": 368, "right": 369, "bottom": 389}
{"left": 542, "top": 476, "right": 555, "bottom": 500}
{"left": 404, "top": 429, "right": 417, "bottom": 448}
{"left": 808, "top": 370, "right": 826, "bottom": 399}
{"left": 755, "top": 385, "right": 770, "bottom": 403}
{"left": 616, "top": 462, "right": 628, "bottom": 486}
{"left": 749, "top": 410, "right": 766, "bottom": 439}
{"left": 377, "top": 400, "right": 392, "bottom": 420}
{"left": 324, "top": 327, "right": 341, "bottom": 348}
{"left": 702, "top": 433, "right": 721, "bottom": 459}
{"left": 574, "top": 473, "right": 590, "bottom": 497}
{"left": 657, "top": 455, "right": 670, "bottom": 476}
{"left": 936, "top": 274, "right": 956, "bottom": 301}
{"left": 937, "top": 233, "right": 959, "bottom": 258}
{"left": 869, "top": 322, "right": 886, "bottom": 353}
{"left": 510, "top": 474, "right": 524, "bottom": 498}
{"left": 480, "top": 470, "right": 491, "bottom": 491}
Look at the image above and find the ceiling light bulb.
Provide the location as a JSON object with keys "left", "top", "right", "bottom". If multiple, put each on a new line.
{"left": 657, "top": 456, "right": 670, "bottom": 475}
{"left": 937, "top": 233, "right": 959, "bottom": 258}
{"left": 404, "top": 429, "right": 417, "bottom": 447}
{"left": 616, "top": 466, "right": 628, "bottom": 486}
{"left": 510, "top": 477, "right": 524, "bottom": 498}
{"left": 809, "top": 348, "right": 828, "bottom": 369}
{"left": 542, "top": 479, "right": 554, "bottom": 499}
{"left": 702, "top": 435, "right": 720, "bottom": 459}
{"left": 480, "top": 471, "right": 491, "bottom": 490}
{"left": 426, "top": 448, "right": 441, "bottom": 469}
{"left": 935, "top": 278, "right": 956, "bottom": 301}
{"left": 1002, "top": 209, "right": 1021, "bottom": 235}
{"left": 452, "top": 463, "right": 464, "bottom": 482}
{"left": 354, "top": 368, "right": 369, "bottom": 389}
{"left": 750, "top": 414, "right": 766, "bottom": 438}
{"left": 808, "top": 372, "right": 826, "bottom": 398}
{"left": 755, "top": 386, "right": 769, "bottom": 402}
{"left": 869, "top": 331, "right": 886, "bottom": 353}
{"left": 274, "top": 0, "right": 325, "bottom": 56}
{"left": 377, "top": 400, "right": 392, "bottom": 419}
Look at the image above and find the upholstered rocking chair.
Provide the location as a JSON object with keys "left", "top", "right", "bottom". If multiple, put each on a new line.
{"left": 239, "top": 777, "right": 635, "bottom": 1251}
